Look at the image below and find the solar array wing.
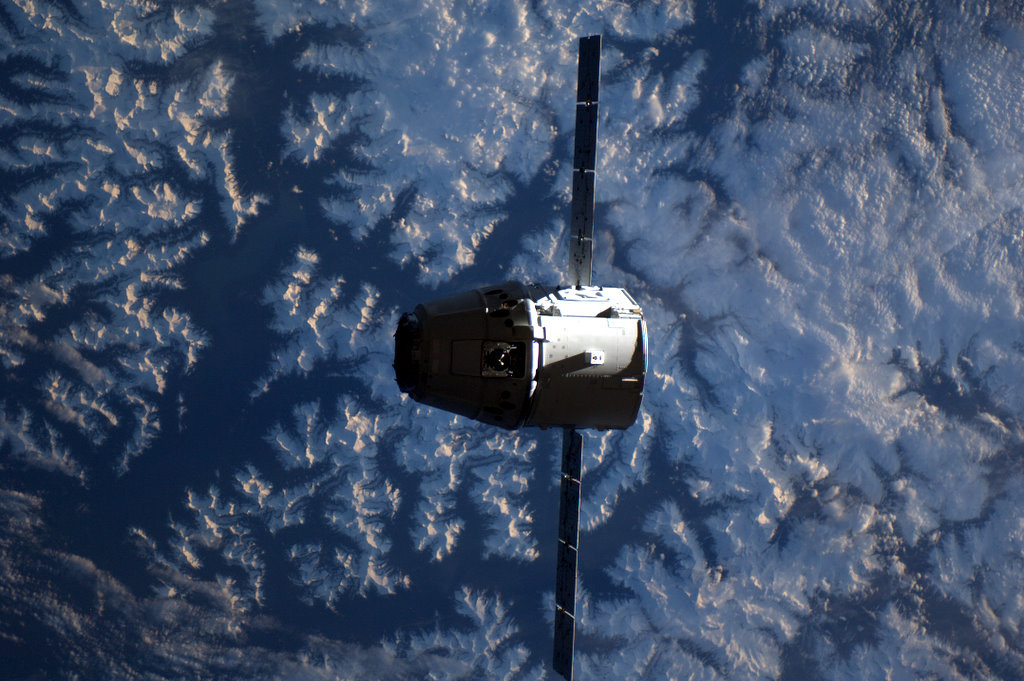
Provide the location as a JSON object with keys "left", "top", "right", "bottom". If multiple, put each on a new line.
{"left": 553, "top": 35, "right": 601, "bottom": 681}
{"left": 568, "top": 35, "right": 601, "bottom": 289}
{"left": 552, "top": 427, "right": 583, "bottom": 681}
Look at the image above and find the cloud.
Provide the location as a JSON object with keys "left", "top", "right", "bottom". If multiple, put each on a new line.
{"left": 5, "top": 1, "right": 1024, "bottom": 679}
{"left": 267, "top": 0, "right": 693, "bottom": 284}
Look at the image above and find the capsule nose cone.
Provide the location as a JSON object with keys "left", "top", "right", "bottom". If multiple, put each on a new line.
{"left": 393, "top": 311, "right": 421, "bottom": 393}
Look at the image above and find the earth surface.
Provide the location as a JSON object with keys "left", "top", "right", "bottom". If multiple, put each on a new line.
{"left": 3, "top": 1, "right": 1024, "bottom": 679}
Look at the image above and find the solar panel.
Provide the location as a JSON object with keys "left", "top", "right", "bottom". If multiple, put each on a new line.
{"left": 554, "top": 35, "right": 601, "bottom": 681}
{"left": 552, "top": 427, "right": 583, "bottom": 681}
{"left": 573, "top": 104, "right": 599, "bottom": 171}
{"left": 569, "top": 169, "right": 594, "bottom": 288}
{"left": 568, "top": 35, "right": 601, "bottom": 289}
{"left": 553, "top": 608, "right": 576, "bottom": 680}
{"left": 576, "top": 35, "right": 601, "bottom": 104}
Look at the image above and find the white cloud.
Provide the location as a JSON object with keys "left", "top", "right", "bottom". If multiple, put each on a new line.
{"left": 5, "top": 1, "right": 1024, "bottom": 680}
{"left": 254, "top": 247, "right": 395, "bottom": 398}
{"left": 391, "top": 587, "right": 540, "bottom": 681}
{"left": 266, "top": 0, "right": 693, "bottom": 284}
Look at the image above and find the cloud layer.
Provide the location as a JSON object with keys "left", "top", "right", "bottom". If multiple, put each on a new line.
{"left": 3, "top": 0, "right": 1024, "bottom": 679}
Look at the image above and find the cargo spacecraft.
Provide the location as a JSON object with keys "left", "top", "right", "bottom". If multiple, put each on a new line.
{"left": 394, "top": 35, "right": 647, "bottom": 681}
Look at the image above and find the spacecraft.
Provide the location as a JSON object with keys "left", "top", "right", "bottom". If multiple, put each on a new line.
{"left": 394, "top": 35, "right": 647, "bottom": 681}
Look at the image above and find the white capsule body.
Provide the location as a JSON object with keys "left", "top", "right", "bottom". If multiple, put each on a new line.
{"left": 394, "top": 281, "right": 647, "bottom": 430}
